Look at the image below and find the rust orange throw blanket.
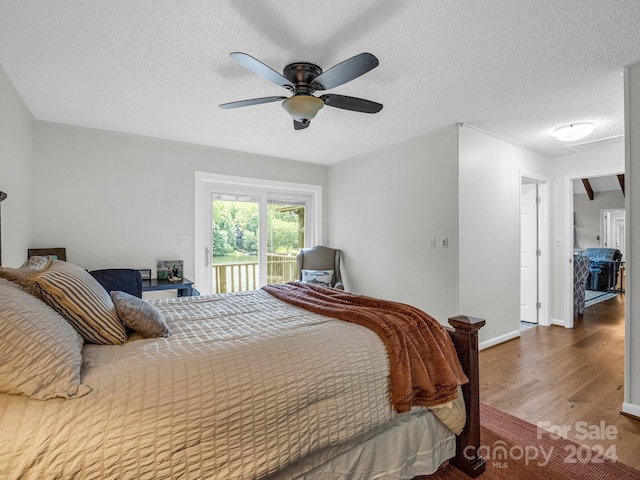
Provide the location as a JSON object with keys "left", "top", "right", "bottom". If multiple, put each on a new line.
{"left": 262, "top": 282, "right": 468, "bottom": 413}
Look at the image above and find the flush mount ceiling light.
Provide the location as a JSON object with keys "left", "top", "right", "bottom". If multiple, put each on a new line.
{"left": 282, "top": 95, "right": 324, "bottom": 124}
{"left": 552, "top": 122, "right": 597, "bottom": 142}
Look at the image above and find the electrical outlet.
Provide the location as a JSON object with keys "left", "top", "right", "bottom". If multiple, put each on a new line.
{"left": 429, "top": 237, "right": 436, "bottom": 249}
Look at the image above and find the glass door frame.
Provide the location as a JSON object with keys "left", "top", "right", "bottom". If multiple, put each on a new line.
{"left": 195, "top": 172, "right": 322, "bottom": 295}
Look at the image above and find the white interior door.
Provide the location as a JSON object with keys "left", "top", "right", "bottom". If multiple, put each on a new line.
{"left": 601, "top": 209, "right": 626, "bottom": 258}
{"left": 520, "top": 182, "right": 538, "bottom": 324}
{"left": 615, "top": 219, "right": 625, "bottom": 258}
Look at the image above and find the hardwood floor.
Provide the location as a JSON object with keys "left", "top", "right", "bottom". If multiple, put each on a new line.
{"left": 479, "top": 293, "right": 640, "bottom": 469}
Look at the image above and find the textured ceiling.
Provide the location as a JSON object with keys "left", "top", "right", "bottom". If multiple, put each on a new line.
{"left": 1, "top": 1, "right": 639, "bottom": 165}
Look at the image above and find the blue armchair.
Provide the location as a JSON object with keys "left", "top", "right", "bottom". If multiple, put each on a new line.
{"left": 89, "top": 269, "right": 143, "bottom": 298}
{"left": 582, "top": 248, "right": 622, "bottom": 292}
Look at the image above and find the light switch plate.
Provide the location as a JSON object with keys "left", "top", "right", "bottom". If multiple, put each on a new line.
{"left": 441, "top": 237, "right": 448, "bottom": 248}
{"left": 179, "top": 234, "right": 192, "bottom": 247}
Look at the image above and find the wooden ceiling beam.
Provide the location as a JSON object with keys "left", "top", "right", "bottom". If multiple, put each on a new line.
{"left": 617, "top": 174, "right": 625, "bottom": 196}
{"left": 582, "top": 178, "right": 594, "bottom": 201}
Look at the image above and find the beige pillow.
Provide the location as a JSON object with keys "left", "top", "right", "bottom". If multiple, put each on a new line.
{"left": 0, "top": 255, "right": 51, "bottom": 295}
{"left": 31, "top": 260, "right": 127, "bottom": 345}
{"left": 0, "top": 278, "right": 91, "bottom": 400}
{"left": 111, "top": 291, "right": 170, "bottom": 338}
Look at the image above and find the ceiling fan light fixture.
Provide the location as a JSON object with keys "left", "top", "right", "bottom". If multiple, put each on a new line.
{"left": 282, "top": 95, "right": 324, "bottom": 123}
{"left": 552, "top": 122, "right": 597, "bottom": 142}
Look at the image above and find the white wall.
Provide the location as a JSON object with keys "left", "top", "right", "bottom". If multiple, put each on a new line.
{"left": 549, "top": 142, "right": 625, "bottom": 323}
{"left": 329, "top": 123, "right": 553, "bottom": 344}
{"left": 31, "top": 122, "right": 328, "bottom": 288}
{"left": 623, "top": 61, "right": 640, "bottom": 417}
{"left": 328, "top": 125, "right": 460, "bottom": 324}
{"left": 0, "top": 66, "right": 33, "bottom": 267}
{"left": 573, "top": 190, "right": 625, "bottom": 250}
{"left": 458, "top": 126, "right": 550, "bottom": 344}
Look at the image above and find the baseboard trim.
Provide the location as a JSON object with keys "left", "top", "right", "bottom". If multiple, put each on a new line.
{"left": 550, "top": 317, "right": 566, "bottom": 327}
{"left": 479, "top": 330, "right": 520, "bottom": 351}
{"left": 622, "top": 402, "right": 640, "bottom": 419}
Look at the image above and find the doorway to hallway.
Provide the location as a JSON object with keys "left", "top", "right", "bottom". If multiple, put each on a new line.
{"left": 520, "top": 181, "right": 538, "bottom": 325}
{"left": 519, "top": 174, "right": 550, "bottom": 329}
{"left": 563, "top": 169, "right": 626, "bottom": 328}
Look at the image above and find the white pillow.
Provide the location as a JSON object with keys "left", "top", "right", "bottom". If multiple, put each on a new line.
{"left": 0, "top": 278, "right": 91, "bottom": 400}
{"left": 31, "top": 260, "right": 127, "bottom": 345}
{"left": 301, "top": 269, "right": 334, "bottom": 287}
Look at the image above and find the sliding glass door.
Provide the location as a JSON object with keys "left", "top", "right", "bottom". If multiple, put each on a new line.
{"left": 265, "top": 199, "right": 305, "bottom": 287}
{"left": 196, "top": 173, "right": 320, "bottom": 295}
{"left": 211, "top": 194, "right": 261, "bottom": 293}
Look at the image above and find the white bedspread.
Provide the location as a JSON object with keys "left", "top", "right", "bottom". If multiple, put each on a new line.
{"left": 0, "top": 290, "right": 461, "bottom": 479}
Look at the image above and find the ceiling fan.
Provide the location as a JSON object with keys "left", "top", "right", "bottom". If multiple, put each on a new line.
{"left": 219, "top": 52, "right": 383, "bottom": 130}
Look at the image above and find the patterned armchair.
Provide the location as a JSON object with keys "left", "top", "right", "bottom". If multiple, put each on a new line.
{"left": 573, "top": 255, "right": 590, "bottom": 316}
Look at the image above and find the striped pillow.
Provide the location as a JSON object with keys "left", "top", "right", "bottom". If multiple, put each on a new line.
{"left": 31, "top": 260, "right": 127, "bottom": 345}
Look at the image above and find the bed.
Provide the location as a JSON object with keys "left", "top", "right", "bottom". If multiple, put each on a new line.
{"left": 0, "top": 258, "right": 485, "bottom": 479}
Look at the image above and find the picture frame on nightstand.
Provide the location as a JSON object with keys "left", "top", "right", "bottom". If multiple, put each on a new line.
{"left": 157, "top": 259, "right": 184, "bottom": 282}
{"left": 137, "top": 269, "right": 152, "bottom": 280}
{"left": 28, "top": 247, "right": 67, "bottom": 261}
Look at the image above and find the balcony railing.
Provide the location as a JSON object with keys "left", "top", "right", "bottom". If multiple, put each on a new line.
{"left": 212, "top": 254, "right": 298, "bottom": 294}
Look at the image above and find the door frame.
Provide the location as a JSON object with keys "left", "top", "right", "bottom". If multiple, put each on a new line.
{"left": 563, "top": 167, "right": 623, "bottom": 328}
{"left": 520, "top": 171, "right": 550, "bottom": 326}
{"left": 520, "top": 181, "right": 538, "bottom": 324}
{"left": 194, "top": 171, "right": 322, "bottom": 295}
{"left": 600, "top": 208, "right": 625, "bottom": 254}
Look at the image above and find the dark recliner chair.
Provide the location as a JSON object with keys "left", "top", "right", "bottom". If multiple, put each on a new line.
{"left": 89, "top": 269, "right": 143, "bottom": 298}
{"left": 296, "top": 246, "right": 344, "bottom": 290}
{"left": 582, "top": 248, "right": 622, "bottom": 292}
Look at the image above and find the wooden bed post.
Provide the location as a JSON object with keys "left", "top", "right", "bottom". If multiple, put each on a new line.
{"left": 0, "top": 191, "right": 6, "bottom": 266}
{"left": 447, "top": 315, "right": 486, "bottom": 478}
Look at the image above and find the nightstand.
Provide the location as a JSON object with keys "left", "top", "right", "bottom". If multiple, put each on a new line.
{"left": 142, "top": 278, "right": 194, "bottom": 297}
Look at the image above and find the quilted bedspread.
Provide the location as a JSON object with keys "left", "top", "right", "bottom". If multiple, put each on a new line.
{"left": 0, "top": 290, "right": 463, "bottom": 479}
{"left": 262, "top": 282, "right": 468, "bottom": 412}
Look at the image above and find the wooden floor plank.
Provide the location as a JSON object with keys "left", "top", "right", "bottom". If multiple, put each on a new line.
{"left": 479, "top": 294, "right": 640, "bottom": 469}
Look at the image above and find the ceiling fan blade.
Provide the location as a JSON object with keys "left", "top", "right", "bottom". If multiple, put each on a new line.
{"left": 311, "top": 53, "right": 379, "bottom": 90}
{"left": 319, "top": 94, "right": 383, "bottom": 113}
{"left": 229, "top": 52, "right": 294, "bottom": 90}
{"left": 219, "top": 96, "right": 287, "bottom": 109}
{"left": 294, "top": 120, "right": 310, "bottom": 130}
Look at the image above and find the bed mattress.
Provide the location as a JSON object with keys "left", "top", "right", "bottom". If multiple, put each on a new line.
{"left": 0, "top": 289, "right": 460, "bottom": 479}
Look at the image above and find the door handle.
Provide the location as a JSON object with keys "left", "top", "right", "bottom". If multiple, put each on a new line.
{"left": 205, "top": 247, "right": 211, "bottom": 267}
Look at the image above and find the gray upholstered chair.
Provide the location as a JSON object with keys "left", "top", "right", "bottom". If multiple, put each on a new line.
{"left": 296, "top": 246, "right": 344, "bottom": 290}
{"left": 573, "top": 255, "right": 590, "bottom": 316}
